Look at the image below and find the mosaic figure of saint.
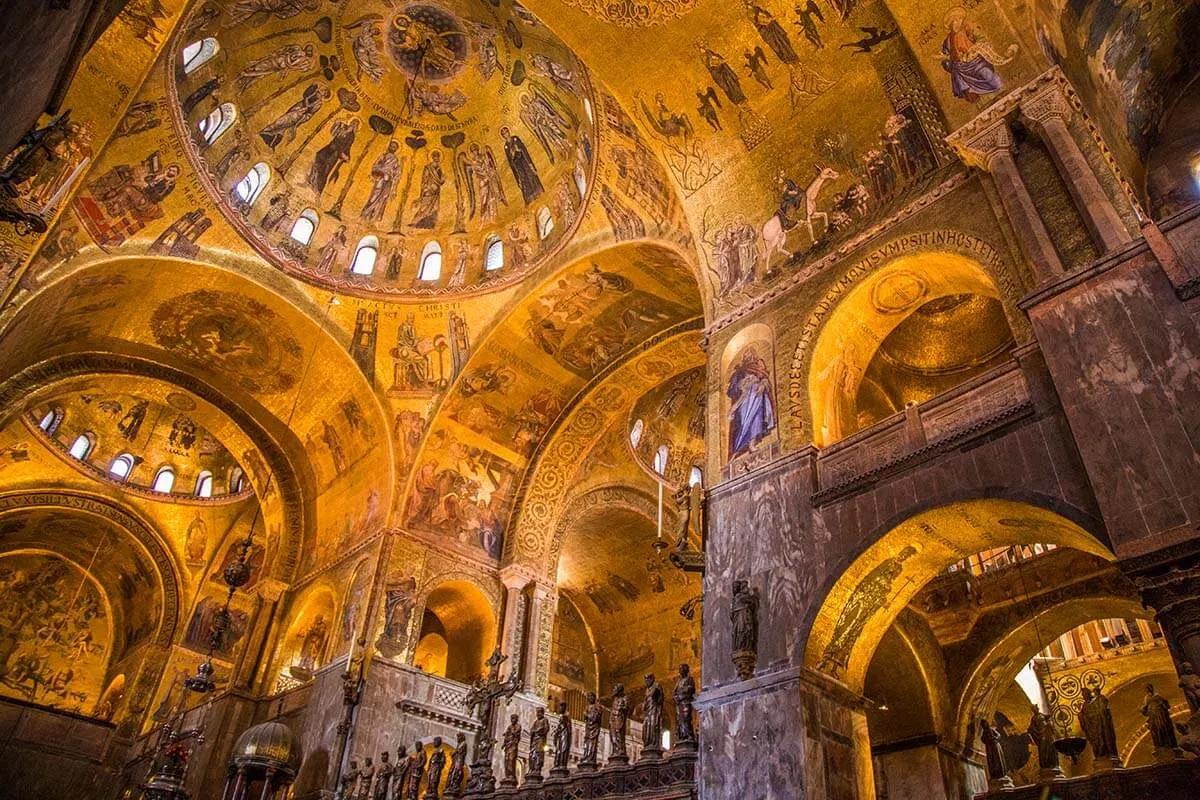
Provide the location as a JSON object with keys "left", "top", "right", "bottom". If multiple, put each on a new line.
{"left": 225, "top": 0, "right": 321, "bottom": 29}
{"left": 744, "top": 0, "right": 798, "bottom": 64}
{"left": 519, "top": 92, "right": 570, "bottom": 163}
{"left": 462, "top": 143, "right": 506, "bottom": 221}
{"left": 727, "top": 346, "right": 774, "bottom": 458}
{"left": 235, "top": 44, "right": 315, "bottom": 91}
{"left": 818, "top": 546, "right": 917, "bottom": 676}
{"left": 698, "top": 42, "right": 746, "bottom": 105}
{"left": 409, "top": 151, "right": 445, "bottom": 229}
{"left": 501, "top": 126, "right": 543, "bottom": 203}
{"left": 362, "top": 140, "right": 401, "bottom": 221}
{"left": 940, "top": 7, "right": 1018, "bottom": 102}
{"left": 315, "top": 225, "right": 348, "bottom": 273}
{"left": 308, "top": 118, "right": 358, "bottom": 194}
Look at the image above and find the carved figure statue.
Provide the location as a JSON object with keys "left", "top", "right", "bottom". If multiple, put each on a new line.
{"left": 552, "top": 701, "right": 572, "bottom": 775}
{"left": 502, "top": 714, "right": 521, "bottom": 785}
{"left": 357, "top": 756, "right": 375, "bottom": 800}
{"left": 444, "top": 733, "right": 467, "bottom": 797}
{"left": 979, "top": 718, "right": 1011, "bottom": 786}
{"left": 527, "top": 707, "right": 550, "bottom": 781}
{"left": 1026, "top": 704, "right": 1060, "bottom": 775}
{"left": 374, "top": 751, "right": 393, "bottom": 800}
{"left": 1143, "top": 684, "right": 1179, "bottom": 751}
{"left": 672, "top": 482, "right": 705, "bottom": 551}
{"left": 731, "top": 579, "right": 760, "bottom": 680}
{"left": 392, "top": 745, "right": 411, "bottom": 800}
{"left": 580, "top": 691, "right": 602, "bottom": 769}
{"left": 673, "top": 664, "right": 697, "bottom": 746}
{"left": 609, "top": 683, "right": 630, "bottom": 763}
{"left": 1181, "top": 661, "right": 1200, "bottom": 713}
{"left": 405, "top": 742, "right": 425, "bottom": 800}
{"left": 339, "top": 759, "right": 359, "bottom": 800}
{"left": 1079, "top": 687, "right": 1121, "bottom": 766}
{"left": 641, "top": 673, "right": 664, "bottom": 757}
{"left": 424, "top": 737, "right": 445, "bottom": 799}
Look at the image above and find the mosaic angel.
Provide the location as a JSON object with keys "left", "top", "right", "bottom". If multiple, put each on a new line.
{"left": 235, "top": 44, "right": 315, "bottom": 91}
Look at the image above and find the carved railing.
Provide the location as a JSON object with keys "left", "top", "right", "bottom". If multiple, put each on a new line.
{"left": 478, "top": 749, "right": 696, "bottom": 800}
{"left": 814, "top": 360, "right": 1034, "bottom": 503}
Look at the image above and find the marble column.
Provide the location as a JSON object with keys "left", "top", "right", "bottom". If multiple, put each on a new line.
{"left": 949, "top": 117, "right": 1064, "bottom": 284}
{"left": 1019, "top": 82, "right": 1131, "bottom": 253}
{"left": 1131, "top": 559, "right": 1200, "bottom": 674}
{"left": 522, "top": 584, "right": 551, "bottom": 692}
{"left": 499, "top": 567, "right": 533, "bottom": 681}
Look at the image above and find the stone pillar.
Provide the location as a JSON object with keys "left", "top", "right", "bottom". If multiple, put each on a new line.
{"left": 1129, "top": 553, "right": 1200, "bottom": 673}
{"left": 522, "top": 583, "right": 551, "bottom": 692}
{"left": 1019, "top": 82, "right": 1131, "bottom": 253}
{"left": 499, "top": 566, "right": 534, "bottom": 680}
{"left": 949, "top": 117, "right": 1064, "bottom": 284}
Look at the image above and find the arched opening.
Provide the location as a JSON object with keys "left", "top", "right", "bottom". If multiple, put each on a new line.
{"left": 38, "top": 406, "right": 63, "bottom": 435}
{"left": 413, "top": 580, "right": 495, "bottom": 683}
{"left": 228, "top": 467, "right": 246, "bottom": 494}
{"left": 151, "top": 466, "right": 175, "bottom": 493}
{"left": 629, "top": 418, "right": 644, "bottom": 449}
{"left": 273, "top": 587, "right": 336, "bottom": 691}
{"left": 68, "top": 432, "right": 95, "bottom": 460}
{"left": 350, "top": 236, "right": 378, "bottom": 276}
{"left": 289, "top": 208, "right": 318, "bottom": 245}
{"left": 181, "top": 38, "right": 220, "bottom": 74}
{"left": 233, "top": 162, "right": 270, "bottom": 206}
{"left": 418, "top": 241, "right": 442, "bottom": 282}
{"left": 197, "top": 102, "right": 237, "bottom": 147}
{"left": 483, "top": 234, "right": 503, "bottom": 272}
{"left": 1146, "top": 77, "right": 1200, "bottom": 217}
{"left": 108, "top": 453, "right": 135, "bottom": 481}
{"left": 808, "top": 253, "right": 1016, "bottom": 446}
{"left": 805, "top": 499, "right": 1123, "bottom": 798}
{"left": 536, "top": 206, "right": 555, "bottom": 239}
{"left": 195, "top": 470, "right": 214, "bottom": 497}
{"left": 548, "top": 592, "right": 599, "bottom": 718}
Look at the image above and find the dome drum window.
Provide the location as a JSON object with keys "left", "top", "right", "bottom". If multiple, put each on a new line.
{"left": 536, "top": 207, "right": 555, "bottom": 240}
{"left": 350, "top": 236, "right": 379, "bottom": 276}
{"left": 419, "top": 241, "right": 442, "bottom": 282}
{"left": 181, "top": 38, "right": 220, "bottom": 74}
{"left": 109, "top": 454, "right": 135, "bottom": 481}
{"left": 484, "top": 235, "right": 504, "bottom": 272}
{"left": 68, "top": 433, "right": 95, "bottom": 461}
{"left": 38, "top": 407, "right": 64, "bottom": 435}
{"left": 233, "top": 163, "right": 270, "bottom": 207}
{"left": 290, "top": 209, "right": 319, "bottom": 246}
{"left": 198, "top": 103, "right": 237, "bottom": 146}
{"left": 152, "top": 466, "right": 176, "bottom": 494}
{"left": 196, "top": 470, "right": 214, "bottom": 498}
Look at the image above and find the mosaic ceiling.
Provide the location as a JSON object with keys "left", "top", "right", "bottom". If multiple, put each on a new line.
{"left": 170, "top": 0, "right": 596, "bottom": 298}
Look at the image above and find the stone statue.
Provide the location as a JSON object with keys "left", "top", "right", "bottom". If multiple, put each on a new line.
{"left": 979, "top": 717, "right": 1012, "bottom": 788}
{"left": 339, "top": 759, "right": 359, "bottom": 800}
{"left": 669, "top": 482, "right": 706, "bottom": 573}
{"left": 731, "top": 579, "right": 760, "bottom": 680}
{"left": 1026, "top": 704, "right": 1061, "bottom": 777}
{"left": 405, "top": 742, "right": 425, "bottom": 800}
{"left": 673, "top": 664, "right": 697, "bottom": 747}
{"left": 1180, "top": 661, "right": 1200, "bottom": 713}
{"left": 445, "top": 733, "right": 467, "bottom": 797}
{"left": 1079, "top": 687, "right": 1121, "bottom": 768}
{"left": 527, "top": 707, "right": 550, "bottom": 782}
{"left": 374, "top": 751, "right": 393, "bottom": 800}
{"left": 551, "top": 701, "right": 572, "bottom": 776}
{"left": 580, "top": 691, "right": 602, "bottom": 770}
{"left": 1143, "top": 684, "right": 1179, "bottom": 753}
{"left": 641, "top": 673, "right": 664, "bottom": 759}
{"left": 609, "top": 683, "right": 630, "bottom": 764}
{"left": 424, "top": 737, "right": 445, "bottom": 800}
{"left": 357, "top": 757, "right": 375, "bottom": 800}
{"left": 502, "top": 714, "right": 522, "bottom": 786}
{"left": 392, "top": 745, "right": 411, "bottom": 800}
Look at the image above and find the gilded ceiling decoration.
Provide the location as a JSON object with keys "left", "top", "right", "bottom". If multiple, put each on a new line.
{"left": 627, "top": 365, "right": 705, "bottom": 487}
{"left": 168, "top": 0, "right": 596, "bottom": 298}
{"left": 556, "top": 0, "right": 698, "bottom": 28}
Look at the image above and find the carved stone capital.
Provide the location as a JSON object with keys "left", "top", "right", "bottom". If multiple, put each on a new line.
{"left": 947, "top": 118, "right": 1014, "bottom": 172}
{"left": 1018, "top": 82, "right": 1073, "bottom": 129}
{"left": 499, "top": 564, "right": 538, "bottom": 592}
{"left": 256, "top": 577, "right": 288, "bottom": 602}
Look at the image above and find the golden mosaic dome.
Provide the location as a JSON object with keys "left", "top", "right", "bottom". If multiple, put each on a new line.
{"left": 232, "top": 720, "right": 303, "bottom": 773}
{"left": 169, "top": 0, "right": 596, "bottom": 298}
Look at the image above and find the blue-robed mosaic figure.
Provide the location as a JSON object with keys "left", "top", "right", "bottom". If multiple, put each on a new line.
{"left": 727, "top": 346, "right": 776, "bottom": 459}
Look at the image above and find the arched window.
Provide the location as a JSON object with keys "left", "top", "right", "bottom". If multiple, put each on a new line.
{"left": 109, "top": 453, "right": 135, "bottom": 481}
{"left": 228, "top": 467, "right": 246, "bottom": 494}
{"left": 195, "top": 470, "right": 214, "bottom": 498}
{"left": 574, "top": 165, "right": 587, "bottom": 199}
{"left": 688, "top": 465, "right": 703, "bottom": 488}
{"left": 181, "top": 38, "right": 220, "bottom": 74}
{"left": 536, "top": 207, "right": 554, "bottom": 239}
{"left": 418, "top": 241, "right": 442, "bottom": 281}
{"left": 38, "top": 407, "right": 64, "bottom": 435}
{"left": 483, "top": 235, "right": 504, "bottom": 271}
{"left": 350, "top": 235, "right": 379, "bottom": 275}
{"left": 233, "top": 162, "right": 270, "bottom": 205}
{"left": 629, "top": 418, "right": 644, "bottom": 448}
{"left": 583, "top": 97, "right": 594, "bottom": 124}
{"left": 290, "top": 208, "right": 318, "bottom": 245}
{"left": 152, "top": 466, "right": 176, "bottom": 493}
{"left": 68, "top": 433, "right": 95, "bottom": 460}
{"left": 653, "top": 444, "right": 669, "bottom": 475}
{"left": 198, "top": 102, "right": 236, "bottom": 145}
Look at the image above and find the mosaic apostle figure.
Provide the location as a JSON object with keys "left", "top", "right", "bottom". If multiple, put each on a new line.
{"left": 501, "top": 126, "right": 543, "bottom": 203}
{"left": 362, "top": 141, "right": 402, "bottom": 222}
{"left": 410, "top": 151, "right": 445, "bottom": 228}
{"left": 259, "top": 83, "right": 329, "bottom": 150}
{"left": 309, "top": 118, "right": 358, "bottom": 194}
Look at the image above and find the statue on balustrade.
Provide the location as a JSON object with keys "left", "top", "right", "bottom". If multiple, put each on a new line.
{"left": 1143, "top": 684, "right": 1180, "bottom": 753}
{"left": 580, "top": 692, "right": 602, "bottom": 770}
{"left": 424, "top": 737, "right": 445, "bottom": 800}
{"left": 445, "top": 733, "right": 467, "bottom": 796}
{"left": 339, "top": 759, "right": 359, "bottom": 800}
{"left": 1079, "top": 687, "right": 1121, "bottom": 767}
{"left": 731, "top": 579, "right": 760, "bottom": 680}
{"left": 502, "top": 714, "right": 522, "bottom": 785}
{"left": 979, "top": 717, "right": 1012, "bottom": 788}
{"left": 527, "top": 707, "right": 550, "bottom": 781}
{"left": 392, "top": 745, "right": 411, "bottom": 800}
{"left": 1180, "top": 661, "right": 1200, "bottom": 713}
{"left": 406, "top": 742, "right": 426, "bottom": 800}
{"left": 673, "top": 664, "right": 696, "bottom": 748}
{"left": 374, "top": 751, "right": 393, "bottom": 800}
{"left": 609, "top": 683, "right": 630, "bottom": 764}
{"left": 641, "top": 673, "right": 664, "bottom": 759}
{"left": 358, "top": 756, "right": 375, "bottom": 800}
{"left": 551, "top": 701, "right": 572, "bottom": 776}
{"left": 1026, "top": 704, "right": 1061, "bottom": 777}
